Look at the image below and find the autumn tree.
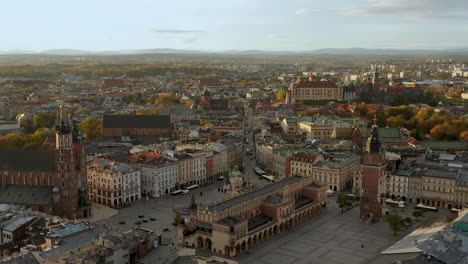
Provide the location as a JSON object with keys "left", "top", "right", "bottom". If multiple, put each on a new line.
{"left": 78, "top": 117, "right": 102, "bottom": 141}
{"left": 276, "top": 89, "right": 287, "bottom": 102}
{"left": 154, "top": 95, "right": 180, "bottom": 105}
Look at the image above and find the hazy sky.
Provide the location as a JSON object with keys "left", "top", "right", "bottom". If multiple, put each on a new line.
{"left": 2, "top": 0, "right": 468, "bottom": 51}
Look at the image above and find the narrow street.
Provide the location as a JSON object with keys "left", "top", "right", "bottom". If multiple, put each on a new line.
{"left": 243, "top": 105, "right": 266, "bottom": 187}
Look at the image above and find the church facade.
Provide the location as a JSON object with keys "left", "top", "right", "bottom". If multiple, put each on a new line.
{"left": 0, "top": 106, "right": 90, "bottom": 219}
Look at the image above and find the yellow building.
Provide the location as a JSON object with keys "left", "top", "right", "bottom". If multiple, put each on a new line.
{"left": 421, "top": 168, "right": 457, "bottom": 209}
{"left": 288, "top": 77, "right": 343, "bottom": 102}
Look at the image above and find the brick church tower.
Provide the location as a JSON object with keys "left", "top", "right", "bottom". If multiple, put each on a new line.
{"left": 359, "top": 118, "right": 386, "bottom": 222}
{"left": 55, "top": 105, "right": 91, "bottom": 219}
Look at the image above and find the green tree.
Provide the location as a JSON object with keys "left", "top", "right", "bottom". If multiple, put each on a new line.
{"left": 33, "top": 113, "right": 56, "bottom": 128}
{"left": 78, "top": 117, "right": 102, "bottom": 141}
{"left": 336, "top": 193, "right": 350, "bottom": 213}
{"left": 412, "top": 210, "right": 423, "bottom": 219}
{"left": 404, "top": 217, "right": 413, "bottom": 225}
{"left": 386, "top": 213, "right": 403, "bottom": 235}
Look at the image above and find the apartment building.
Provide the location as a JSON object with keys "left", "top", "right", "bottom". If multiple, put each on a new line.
{"left": 87, "top": 158, "right": 141, "bottom": 207}
{"left": 139, "top": 155, "right": 179, "bottom": 197}
{"left": 421, "top": 168, "right": 457, "bottom": 209}
{"left": 175, "top": 149, "right": 207, "bottom": 187}
{"left": 288, "top": 153, "right": 359, "bottom": 192}
{"left": 455, "top": 171, "right": 468, "bottom": 209}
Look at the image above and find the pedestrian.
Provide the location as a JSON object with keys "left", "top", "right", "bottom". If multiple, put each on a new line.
{"left": 361, "top": 244, "right": 364, "bottom": 248}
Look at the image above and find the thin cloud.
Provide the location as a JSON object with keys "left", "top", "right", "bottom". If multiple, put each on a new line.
{"left": 295, "top": 8, "right": 317, "bottom": 16}
{"left": 268, "top": 34, "right": 282, "bottom": 39}
{"left": 184, "top": 37, "right": 197, "bottom": 44}
{"left": 342, "top": 0, "right": 468, "bottom": 20}
{"left": 151, "top": 28, "right": 205, "bottom": 34}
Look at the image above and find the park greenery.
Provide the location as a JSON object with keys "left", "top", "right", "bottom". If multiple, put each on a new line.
{"left": 0, "top": 129, "right": 54, "bottom": 149}
{"left": 353, "top": 103, "right": 467, "bottom": 141}
{"left": 0, "top": 116, "right": 102, "bottom": 149}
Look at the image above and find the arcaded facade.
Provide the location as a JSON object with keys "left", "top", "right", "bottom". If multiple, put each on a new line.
{"left": 177, "top": 176, "right": 327, "bottom": 257}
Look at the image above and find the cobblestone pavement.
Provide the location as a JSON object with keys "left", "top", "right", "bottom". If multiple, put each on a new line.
{"left": 93, "top": 181, "right": 231, "bottom": 241}
{"left": 92, "top": 186, "right": 449, "bottom": 264}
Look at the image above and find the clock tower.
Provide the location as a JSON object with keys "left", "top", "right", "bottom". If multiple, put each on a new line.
{"left": 359, "top": 118, "right": 386, "bottom": 222}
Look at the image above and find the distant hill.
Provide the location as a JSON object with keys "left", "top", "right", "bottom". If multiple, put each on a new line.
{"left": 1, "top": 47, "right": 468, "bottom": 56}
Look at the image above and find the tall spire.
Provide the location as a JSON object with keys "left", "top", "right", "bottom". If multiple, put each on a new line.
{"left": 56, "top": 104, "right": 71, "bottom": 134}
{"left": 367, "top": 115, "right": 381, "bottom": 153}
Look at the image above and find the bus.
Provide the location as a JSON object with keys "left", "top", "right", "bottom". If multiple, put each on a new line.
{"left": 254, "top": 167, "right": 266, "bottom": 176}
{"left": 415, "top": 203, "right": 438, "bottom": 212}
{"left": 171, "top": 190, "right": 184, "bottom": 196}
{"left": 262, "top": 175, "right": 275, "bottom": 182}
{"left": 186, "top": 184, "right": 200, "bottom": 191}
{"left": 385, "top": 199, "right": 405, "bottom": 208}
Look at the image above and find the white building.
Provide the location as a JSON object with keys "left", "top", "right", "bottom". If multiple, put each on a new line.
{"left": 140, "top": 155, "right": 179, "bottom": 197}
{"left": 122, "top": 165, "right": 141, "bottom": 204}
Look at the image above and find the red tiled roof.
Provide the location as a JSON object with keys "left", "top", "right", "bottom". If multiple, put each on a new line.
{"left": 294, "top": 80, "right": 337, "bottom": 88}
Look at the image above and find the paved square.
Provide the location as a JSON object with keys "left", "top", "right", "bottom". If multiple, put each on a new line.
{"left": 321, "top": 249, "right": 367, "bottom": 264}
{"left": 259, "top": 252, "right": 299, "bottom": 264}
{"left": 235, "top": 201, "right": 414, "bottom": 264}
{"left": 279, "top": 240, "right": 316, "bottom": 254}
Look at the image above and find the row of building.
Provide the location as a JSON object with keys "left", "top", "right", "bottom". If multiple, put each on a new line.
{"left": 87, "top": 140, "right": 244, "bottom": 208}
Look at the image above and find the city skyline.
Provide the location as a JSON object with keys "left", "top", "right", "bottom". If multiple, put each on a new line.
{"left": 2, "top": 0, "right": 468, "bottom": 51}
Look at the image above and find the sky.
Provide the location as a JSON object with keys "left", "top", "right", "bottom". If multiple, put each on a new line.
{"left": 1, "top": 0, "right": 468, "bottom": 51}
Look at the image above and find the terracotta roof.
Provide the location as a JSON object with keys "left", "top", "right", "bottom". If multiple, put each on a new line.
{"left": 294, "top": 80, "right": 337, "bottom": 88}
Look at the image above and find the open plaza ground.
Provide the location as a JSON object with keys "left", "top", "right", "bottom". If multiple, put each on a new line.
{"left": 88, "top": 179, "right": 453, "bottom": 264}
